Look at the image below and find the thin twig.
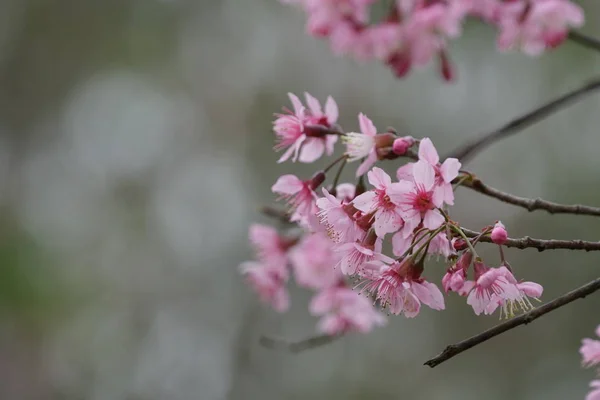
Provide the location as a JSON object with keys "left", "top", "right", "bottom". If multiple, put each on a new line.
{"left": 569, "top": 31, "right": 600, "bottom": 53}
{"left": 446, "top": 76, "right": 600, "bottom": 163}
{"left": 459, "top": 175, "right": 600, "bottom": 217}
{"left": 259, "top": 334, "right": 341, "bottom": 353}
{"left": 424, "top": 276, "right": 600, "bottom": 368}
{"left": 461, "top": 228, "right": 600, "bottom": 252}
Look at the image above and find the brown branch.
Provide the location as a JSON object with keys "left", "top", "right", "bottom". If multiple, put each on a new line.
{"left": 259, "top": 334, "right": 341, "bottom": 353}
{"left": 446, "top": 76, "right": 600, "bottom": 163}
{"left": 424, "top": 276, "right": 600, "bottom": 368}
{"left": 459, "top": 176, "right": 600, "bottom": 217}
{"left": 461, "top": 228, "right": 600, "bottom": 252}
{"left": 569, "top": 31, "right": 600, "bottom": 53}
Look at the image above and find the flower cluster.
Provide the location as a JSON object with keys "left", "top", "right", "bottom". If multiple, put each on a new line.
{"left": 280, "top": 0, "right": 584, "bottom": 80}
{"left": 580, "top": 326, "right": 600, "bottom": 400}
{"left": 240, "top": 92, "right": 543, "bottom": 337}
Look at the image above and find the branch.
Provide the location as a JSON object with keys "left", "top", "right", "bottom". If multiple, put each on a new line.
{"left": 569, "top": 31, "right": 600, "bottom": 53}
{"left": 459, "top": 176, "right": 600, "bottom": 217}
{"left": 461, "top": 227, "right": 600, "bottom": 252}
{"left": 446, "top": 76, "right": 600, "bottom": 163}
{"left": 259, "top": 334, "right": 341, "bottom": 353}
{"left": 424, "top": 276, "right": 600, "bottom": 368}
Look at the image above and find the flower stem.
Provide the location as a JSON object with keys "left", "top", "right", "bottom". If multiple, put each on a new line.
{"left": 450, "top": 225, "right": 479, "bottom": 259}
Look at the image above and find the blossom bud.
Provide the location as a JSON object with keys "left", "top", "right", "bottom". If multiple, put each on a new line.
{"left": 453, "top": 238, "right": 468, "bottom": 251}
{"left": 392, "top": 136, "right": 415, "bottom": 155}
{"left": 491, "top": 221, "right": 508, "bottom": 245}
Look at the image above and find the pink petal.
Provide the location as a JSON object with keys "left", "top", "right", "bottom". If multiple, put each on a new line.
{"left": 400, "top": 286, "right": 422, "bottom": 318}
{"left": 441, "top": 158, "right": 461, "bottom": 183}
{"left": 325, "top": 135, "right": 338, "bottom": 155}
{"left": 304, "top": 92, "right": 322, "bottom": 116}
{"left": 423, "top": 209, "right": 444, "bottom": 230}
{"left": 367, "top": 167, "right": 392, "bottom": 189}
{"left": 386, "top": 180, "right": 414, "bottom": 203}
{"left": 467, "top": 289, "right": 487, "bottom": 315}
{"left": 298, "top": 138, "right": 325, "bottom": 163}
{"left": 272, "top": 174, "right": 304, "bottom": 194}
{"left": 518, "top": 282, "right": 543, "bottom": 298}
{"left": 432, "top": 185, "right": 446, "bottom": 207}
{"left": 358, "top": 113, "right": 377, "bottom": 137}
{"left": 288, "top": 92, "right": 304, "bottom": 116}
{"left": 309, "top": 290, "right": 334, "bottom": 315}
{"left": 392, "top": 231, "right": 411, "bottom": 257}
{"left": 373, "top": 210, "right": 402, "bottom": 238}
{"left": 396, "top": 163, "right": 414, "bottom": 181}
{"left": 441, "top": 183, "right": 454, "bottom": 206}
{"left": 412, "top": 160, "right": 435, "bottom": 189}
{"left": 418, "top": 137, "right": 440, "bottom": 165}
{"left": 325, "top": 96, "right": 339, "bottom": 122}
{"left": 412, "top": 281, "right": 445, "bottom": 310}
{"left": 356, "top": 151, "right": 378, "bottom": 177}
{"left": 352, "top": 190, "right": 377, "bottom": 213}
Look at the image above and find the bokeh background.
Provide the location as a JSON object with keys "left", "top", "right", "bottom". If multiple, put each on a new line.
{"left": 1, "top": 1, "right": 600, "bottom": 399}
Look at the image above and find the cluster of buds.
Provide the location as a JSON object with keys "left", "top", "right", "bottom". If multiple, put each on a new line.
{"left": 580, "top": 326, "right": 600, "bottom": 400}
{"left": 240, "top": 92, "right": 543, "bottom": 337}
{"left": 280, "top": 0, "right": 584, "bottom": 80}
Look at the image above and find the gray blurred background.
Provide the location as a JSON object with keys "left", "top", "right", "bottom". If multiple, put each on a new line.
{"left": 0, "top": 1, "right": 599, "bottom": 399}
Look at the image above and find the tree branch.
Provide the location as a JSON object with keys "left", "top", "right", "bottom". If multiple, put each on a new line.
{"left": 459, "top": 176, "right": 600, "bottom": 217}
{"left": 569, "top": 31, "right": 600, "bottom": 53}
{"left": 259, "top": 334, "right": 341, "bottom": 353}
{"left": 446, "top": 76, "right": 600, "bottom": 163}
{"left": 425, "top": 276, "right": 600, "bottom": 368}
{"left": 461, "top": 228, "right": 600, "bottom": 252}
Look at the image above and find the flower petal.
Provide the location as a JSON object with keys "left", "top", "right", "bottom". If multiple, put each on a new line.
{"left": 418, "top": 137, "right": 440, "bottom": 165}
{"left": 272, "top": 174, "right": 304, "bottom": 194}
{"left": 358, "top": 113, "right": 377, "bottom": 137}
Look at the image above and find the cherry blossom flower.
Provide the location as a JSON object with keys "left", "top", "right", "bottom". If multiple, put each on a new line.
{"left": 491, "top": 220, "right": 508, "bottom": 245}
{"left": 418, "top": 137, "right": 461, "bottom": 206}
{"left": 290, "top": 232, "right": 342, "bottom": 289}
{"left": 316, "top": 188, "right": 362, "bottom": 243}
{"left": 249, "top": 224, "right": 290, "bottom": 274}
{"left": 496, "top": 0, "right": 584, "bottom": 56}
{"left": 272, "top": 174, "right": 320, "bottom": 222}
{"left": 273, "top": 92, "right": 339, "bottom": 163}
{"left": 442, "top": 251, "right": 472, "bottom": 293}
{"left": 460, "top": 263, "right": 522, "bottom": 315}
{"left": 581, "top": 325, "right": 600, "bottom": 368}
{"left": 587, "top": 381, "right": 600, "bottom": 400}
{"left": 335, "top": 232, "right": 392, "bottom": 275}
{"left": 389, "top": 160, "right": 445, "bottom": 230}
{"left": 352, "top": 167, "right": 407, "bottom": 238}
{"left": 343, "top": 113, "right": 379, "bottom": 176}
{"left": 358, "top": 259, "right": 445, "bottom": 317}
{"left": 310, "top": 286, "right": 386, "bottom": 335}
{"left": 239, "top": 261, "right": 290, "bottom": 312}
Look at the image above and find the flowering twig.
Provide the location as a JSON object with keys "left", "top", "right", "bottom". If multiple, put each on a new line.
{"left": 259, "top": 334, "right": 341, "bottom": 353}
{"left": 569, "top": 31, "right": 600, "bottom": 53}
{"left": 424, "top": 276, "right": 600, "bottom": 368}
{"left": 458, "top": 175, "right": 600, "bottom": 217}
{"left": 462, "top": 228, "right": 600, "bottom": 252}
{"left": 446, "top": 76, "right": 600, "bottom": 163}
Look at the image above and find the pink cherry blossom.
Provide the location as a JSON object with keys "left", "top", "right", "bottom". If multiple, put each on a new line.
{"left": 316, "top": 188, "right": 362, "bottom": 243}
{"left": 334, "top": 183, "right": 356, "bottom": 201}
{"left": 442, "top": 251, "right": 473, "bottom": 293}
{"left": 301, "top": 0, "right": 374, "bottom": 37}
{"left": 460, "top": 263, "right": 522, "bottom": 316}
{"left": 249, "top": 224, "right": 289, "bottom": 274}
{"left": 581, "top": 325, "right": 600, "bottom": 368}
{"left": 272, "top": 174, "right": 318, "bottom": 222}
{"left": 389, "top": 160, "right": 445, "bottom": 230}
{"left": 273, "top": 92, "right": 339, "bottom": 163}
{"left": 358, "top": 259, "right": 445, "bottom": 317}
{"left": 352, "top": 167, "right": 407, "bottom": 237}
{"left": 418, "top": 137, "right": 461, "bottom": 206}
{"left": 310, "top": 286, "right": 386, "bottom": 335}
{"left": 491, "top": 220, "right": 508, "bottom": 245}
{"left": 343, "top": 113, "right": 379, "bottom": 177}
{"left": 496, "top": 0, "right": 584, "bottom": 56}
{"left": 290, "top": 232, "right": 342, "bottom": 289}
{"left": 335, "top": 233, "right": 392, "bottom": 275}
{"left": 239, "top": 261, "right": 290, "bottom": 312}
{"left": 587, "top": 381, "right": 600, "bottom": 400}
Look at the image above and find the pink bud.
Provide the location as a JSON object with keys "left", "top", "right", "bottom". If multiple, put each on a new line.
{"left": 392, "top": 136, "right": 414, "bottom": 155}
{"left": 491, "top": 221, "right": 508, "bottom": 245}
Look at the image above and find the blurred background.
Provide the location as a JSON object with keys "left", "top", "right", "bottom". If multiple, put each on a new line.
{"left": 0, "top": 0, "right": 600, "bottom": 399}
